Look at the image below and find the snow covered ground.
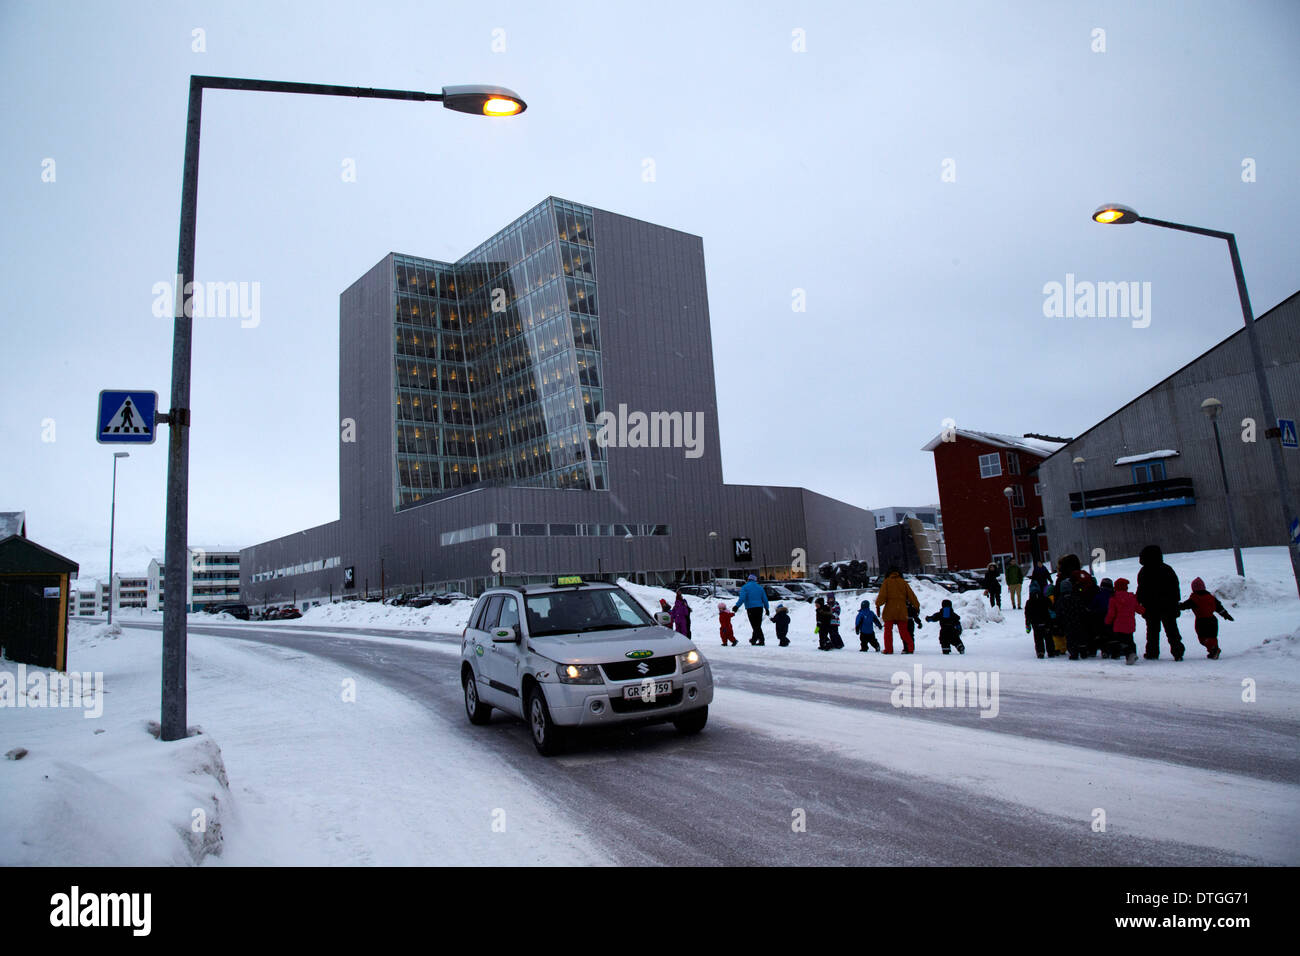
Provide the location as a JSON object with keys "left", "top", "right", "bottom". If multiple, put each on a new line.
{"left": 5, "top": 545, "right": 1295, "bottom": 865}
{"left": 0, "top": 618, "right": 601, "bottom": 866}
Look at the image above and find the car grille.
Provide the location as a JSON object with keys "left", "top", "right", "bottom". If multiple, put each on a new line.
{"left": 601, "top": 656, "right": 677, "bottom": 681}
{"left": 609, "top": 690, "right": 684, "bottom": 714}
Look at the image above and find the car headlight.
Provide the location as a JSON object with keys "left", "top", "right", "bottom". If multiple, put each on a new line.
{"left": 557, "top": 662, "right": 603, "bottom": 684}
{"left": 678, "top": 649, "right": 705, "bottom": 673}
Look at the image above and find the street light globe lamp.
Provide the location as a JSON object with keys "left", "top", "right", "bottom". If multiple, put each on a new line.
{"left": 1072, "top": 457, "right": 1092, "bottom": 573}
{"left": 439, "top": 84, "right": 527, "bottom": 117}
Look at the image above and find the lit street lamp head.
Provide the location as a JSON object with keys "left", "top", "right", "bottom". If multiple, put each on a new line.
{"left": 1092, "top": 204, "right": 1140, "bottom": 225}
{"left": 440, "top": 84, "right": 526, "bottom": 116}
{"left": 1201, "top": 397, "right": 1223, "bottom": 420}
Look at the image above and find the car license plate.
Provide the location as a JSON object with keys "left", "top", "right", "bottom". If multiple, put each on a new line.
{"left": 623, "top": 680, "right": 673, "bottom": 701}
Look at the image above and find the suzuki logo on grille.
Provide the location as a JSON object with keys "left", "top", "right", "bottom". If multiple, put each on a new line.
{"left": 637, "top": 661, "right": 650, "bottom": 674}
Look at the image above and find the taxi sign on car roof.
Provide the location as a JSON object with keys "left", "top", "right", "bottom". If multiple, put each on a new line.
{"left": 556, "top": 575, "right": 584, "bottom": 586}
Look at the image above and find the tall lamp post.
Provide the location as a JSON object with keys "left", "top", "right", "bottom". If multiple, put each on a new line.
{"left": 1094, "top": 204, "right": 1300, "bottom": 598}
{"left": 1002, "top": 486, "right": 1015, "bottom": 572}
{"left": 983, "top": 526, "right": 993, "bottom": 565}
{"left": 158, "top": 76, "right": 526, "bottom": 742}
{"left": 707, "top": 530, "right": 719, "bottom": 596}
{"left": 1201, "top": 397, "right": 1246, "bottom": 577}
{"left": 107, "top": 451, "right": 129, "bottom": 625}
{"left": 1072, "top": 456, "right": 1091, "bottom": 572}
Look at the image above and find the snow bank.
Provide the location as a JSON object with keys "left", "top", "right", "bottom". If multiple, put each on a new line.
{"left": 0, "top": 649, "right": 232, "bottom": 866}
{"left": 293, "top": 598, "right": 474, "bottom": 632}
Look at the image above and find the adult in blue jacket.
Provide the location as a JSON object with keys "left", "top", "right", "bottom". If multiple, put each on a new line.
{"left": 732, "top": 574, "right": 770, "bottom": 645}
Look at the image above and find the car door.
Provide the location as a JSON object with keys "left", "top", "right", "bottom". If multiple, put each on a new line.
{"left": 466, "top": 595, "right": 502, "bottom": 703}
{"left": 483, "top": 594, "right": 525, "bottom": 717}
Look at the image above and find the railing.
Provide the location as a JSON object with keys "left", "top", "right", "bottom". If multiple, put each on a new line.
{"left": 1069, "top": 477, "right": 1195, "bottom": 517}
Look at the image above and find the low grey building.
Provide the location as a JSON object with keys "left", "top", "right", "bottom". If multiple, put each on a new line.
{"left": 242, "top": 198, "right": 876, "bottom": 604}
{"left": 1039, "top": 290, "right": 1300, "bottom": 565}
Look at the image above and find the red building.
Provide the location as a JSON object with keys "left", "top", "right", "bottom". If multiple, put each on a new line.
{"left": 922, "top": 429, "right": 1066, "bottom": 571}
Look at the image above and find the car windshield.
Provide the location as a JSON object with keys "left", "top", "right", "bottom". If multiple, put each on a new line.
{"left": 524, "top": 587, "right": 656, "bottom": 637}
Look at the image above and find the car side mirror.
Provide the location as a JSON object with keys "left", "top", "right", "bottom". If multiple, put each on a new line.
{"left": 492, "top": 626, "right": 519, "bottom": 643}
{"left": 654, "top": 611, "right": 672, "bottom": 627}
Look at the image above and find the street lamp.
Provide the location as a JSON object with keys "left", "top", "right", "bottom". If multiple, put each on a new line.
{"left": 707, "top": 530, "right": 719, "bottom": 596}
{"left": 107, "top": 452, "right": 129, "bottom": 625}
{"left": 1202, "top": 398, "right": 1245, "bottom": 577}
{"left": 983, "top": 526, "right": 993, "bottom": 564}
{"left": 158, "top": 75, "right": 526, "bottom": 742}
{"left": 1094, "top": 203, "right": 1300, "bottom": 598}
{"left": 1073, "top": 457, "right": 1091, "bottom": 573}
{"left": 1002, "top": 486, "right": 1015, "bottom": 572}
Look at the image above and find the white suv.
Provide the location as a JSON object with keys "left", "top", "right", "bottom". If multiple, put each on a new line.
{"left": 460, "top": 577, "right": 714, "bottom": 755}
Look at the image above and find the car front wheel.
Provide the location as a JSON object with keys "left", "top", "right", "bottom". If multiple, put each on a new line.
{"left": 464, "top": 671, "right": 492, "bottom": 725}
{"left": 526, "top": 686, "right": 567, "bottom": 756}
{"left": 673, "top": 705, "right": 708, "bottom": 735}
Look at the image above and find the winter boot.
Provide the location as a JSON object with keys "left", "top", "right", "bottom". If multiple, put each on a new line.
{"left": 1208, "top": 647, "right": 1221, "bottom": 660}
{"left": 1126, "top": 652, "right": 1138, "bottom": 665}
{"left": 956, "top": 641, "right": 965, "bottom": 654}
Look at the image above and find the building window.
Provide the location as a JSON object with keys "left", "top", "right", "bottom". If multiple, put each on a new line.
{"left": 1014, "top": 517, "right": 1028, "bottom": 530}
{"left": 978, "top": 453, "right": 1001, "bottom": 478}
{"left": 1034, "top": 482, "right": 1043, "bottom": 496}
{"left": 1011, "top": 485, "right": 1025, "bottom": 508}
{"left": 1133, "top": 461, "right": 1166, "bottom": 483}
{"left": 1007, "top": 452, "right": 1020, "bottom": 475}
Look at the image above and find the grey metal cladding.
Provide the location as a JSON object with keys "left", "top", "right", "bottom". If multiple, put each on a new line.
{"left": 1038, "top": 292, "right": 1300, "bottom": 563}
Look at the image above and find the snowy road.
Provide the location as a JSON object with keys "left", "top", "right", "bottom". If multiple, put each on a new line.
{"left": 129, "top": 619, "right": 1298, "bottom": 865}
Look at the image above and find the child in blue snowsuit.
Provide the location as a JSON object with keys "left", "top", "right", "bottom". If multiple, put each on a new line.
{"left": 925, "top": 599, "right": 966, "bottom": 654}
{"left": 854, "top": 600, "right": 883, "bottom": 652}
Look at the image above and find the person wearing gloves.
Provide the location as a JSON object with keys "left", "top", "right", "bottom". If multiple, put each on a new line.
{"left": 874, "top": 567, "right": 919, "bottom": 654}
{"left": 854, "top": 600, "right": 883, "bottom": 652}
{"left": 925, "top": 599, "right": 965, "bottom": 654}
{"left": 732, "top": 574, "right": 770, "bottom": 646}
{"left": 1103, "top": 577, "right": 1145, "bottom": 665}
{"left": 1024, "top": 582, "right": 1053, "bottom": 658}
{"left": 717, "top": 602, "right": 738, "bottom": 647}
{"left": 1178, "top": 577, "right": 1234, "bottom": 659}
{"left": 827, "top": 595, "right": 845, "bottom": 649}
{"left": 772, "top": 603, "right": 791, "bottom": 646}
{"left": 814, "top": 597, "right": 834, "bottom": 651}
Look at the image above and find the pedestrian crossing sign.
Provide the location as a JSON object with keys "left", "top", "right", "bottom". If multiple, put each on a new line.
{"left": 1279, "top": 419, "right": 1298, "bottom": 449}
{"left": 97, "top": 390, "right": 158, "bottom": 444}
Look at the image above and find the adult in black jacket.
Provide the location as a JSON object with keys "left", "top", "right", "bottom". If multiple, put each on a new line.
{"left": 1135, "top": 544, "right": 1185, "bottom": 661}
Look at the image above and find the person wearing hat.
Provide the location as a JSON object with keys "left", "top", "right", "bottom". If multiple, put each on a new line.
{"left": 717, "top": 602, "right": 738, "bottom": 646}
{"left": 874, "top": 567, "right": 919, "bottom": 654}
{"left": 1103, "top": 577, "right": 1144, "bottom": 665}
{"left": 925, "top": 599, "right": 965, "bottom": 654}
{"left": 732, "top": 573, "right": 770, "bottom": 645}
{"left": 772, "top": 603, "right": 791, "bottom": 646}
{"left": 1024, "top": 581, "right": 1053, "bottom": 658}
{"left": 813, "top": 597, "right": 834, "bottom": 650}
{"left": 854, "top": 600, "right": 883, "bottom": 652}
{"left": 1178, "top": 578, "right": 1234, "bottom": 659}
{"left": 1090, "top": 577, "right": 1117, "bottom": 657}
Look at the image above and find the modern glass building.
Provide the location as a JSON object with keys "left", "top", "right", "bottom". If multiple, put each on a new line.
{"left": 391, "top": 198, "right": 606, "bottom": 508}
{"left": 242, "top": 198, "right": 877, "bottom": 604}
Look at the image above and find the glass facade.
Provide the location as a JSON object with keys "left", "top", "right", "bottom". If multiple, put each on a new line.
{"left": 393, "top": 199, "right": 607, "bottom": 509}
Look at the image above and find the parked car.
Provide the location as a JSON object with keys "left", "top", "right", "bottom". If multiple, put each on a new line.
{"left": 209, "top": 602, "right": 250, "bottom": 620}
{"left": 779, "top": 581, "right": 821, "bottom": 601}
{"left": 443, "top": 591, "right": 471, "bottom": 601}
{"left": 761, "top": 584, "right": 799, "bottom": 603}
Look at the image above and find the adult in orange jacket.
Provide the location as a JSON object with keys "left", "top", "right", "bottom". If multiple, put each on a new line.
{"left": 874, "top": 568, "right": 919, "bottom": 654}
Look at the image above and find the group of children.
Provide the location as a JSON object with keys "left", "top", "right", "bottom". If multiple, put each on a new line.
{"left": 713, "top": 594, "right": 968, "bottom": 655}
{"left": 1022, "top": 570, "right": 1233, "bottom": 665}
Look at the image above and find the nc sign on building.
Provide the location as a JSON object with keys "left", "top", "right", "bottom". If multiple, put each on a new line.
{"left": 97, "top": 390, "right": 158, "bottom": 444}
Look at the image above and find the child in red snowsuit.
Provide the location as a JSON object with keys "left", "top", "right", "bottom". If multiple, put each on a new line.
{"left": 1178, "top": 577, "right": 1233, "bottom": 659}
{"left": 718, "top": 603, "right": 738, "bottom": 646}
{"left": 1103, "top": 577, "right": 1145, "bottom": 665}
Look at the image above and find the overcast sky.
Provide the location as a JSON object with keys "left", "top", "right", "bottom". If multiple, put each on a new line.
{"left": 3, "top": 0, "right": 1298, "bottom": 579}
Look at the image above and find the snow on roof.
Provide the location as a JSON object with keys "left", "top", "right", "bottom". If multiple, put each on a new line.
{"left": 921, "top": 429, "right": 1066, "bottom": 456}
{"left": 1114, "top": 450, "right": 1180, "bottom": 465}
{"left": 0, "top": 512, "right": 26, "bottom": 538}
